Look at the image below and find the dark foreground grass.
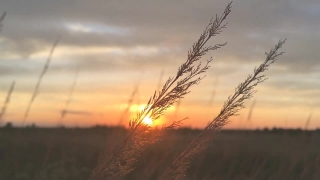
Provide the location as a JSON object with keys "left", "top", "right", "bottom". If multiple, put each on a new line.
{"left": 0, "top": 126, "right": 320, "bottom": 180}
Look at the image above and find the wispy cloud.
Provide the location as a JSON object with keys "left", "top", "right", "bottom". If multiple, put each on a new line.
{"left": 60, "top": 110, "right": 93, "bottom": 116}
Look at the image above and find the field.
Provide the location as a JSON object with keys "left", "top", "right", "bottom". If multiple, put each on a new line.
{"left": 1, "top": 126, "right": 320, "bottom": 180}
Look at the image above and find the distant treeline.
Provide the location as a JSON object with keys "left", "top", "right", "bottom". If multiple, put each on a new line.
{"left": 1, "top": 122, "right": 320, "bottom": 135}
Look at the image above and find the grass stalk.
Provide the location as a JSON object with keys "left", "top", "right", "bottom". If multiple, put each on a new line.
{"left": 304, "top": 110, "right": 313, "bottom": 130}
{"left": 21, "top": 37, "right": 60, "bottom": 126}
{"left": 59, "top": 66, "right": 80, "bottom": 125}
{"left": 159, "top": 39, "right": 286, "bottom": 180}
{"left": 118, "top": 82, "right": 140, "bottom": 126}
{"left": 208, "top": 77, "right": 218, "bottom": 107}
{"left": 246, "top": 98, "right": 257, "bottom": 128}
{"left": 90, "top": 3, "right": 232, "bottom": 179}
{"left": 0, "top": 81, "right": 15, "bottom": 124}
{"left": 0, "top": 11, "right": 6, "bottom": 32}
{"left": 157, "top": 69, "right": 164, "bottom": 92}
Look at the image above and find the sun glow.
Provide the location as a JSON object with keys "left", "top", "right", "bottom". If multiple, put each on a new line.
{"left": 129, "top": 104, "right": 147, "bottom": 112}
{"left": 129, "top": 104, "right": 176, "bottom": 113}
{"left": 142, "top": 116, "right": 153, "bottom": 126}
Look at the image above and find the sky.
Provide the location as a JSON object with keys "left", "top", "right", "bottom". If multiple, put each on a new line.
{"left": 0, "top": 0, "right": 319, "bottom": 129}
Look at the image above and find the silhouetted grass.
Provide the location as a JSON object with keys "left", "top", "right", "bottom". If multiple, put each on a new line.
{"left": 59, "top": 66, "right": 80, "bottom": 125}
{"left": 0, "top": 81, "right": 15, "bottom": 125}
{"left": 90, "top": 3, "right": 231, "bottom": 179}
{"left": 160, "top": 39, "right": 286, "bottom": 180}
{"left": 22, "top": 37, "right": 60, "bottom": 126}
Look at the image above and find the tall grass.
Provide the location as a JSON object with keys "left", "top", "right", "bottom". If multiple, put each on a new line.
{"left": 118, "top": 82, "right": 140, "bottom": 126}
{"left": 0, "top": 81, "right": 15, "bottom": 125}
{"left": 59, "top": 66, "right": 80, "bottom": 125}
{"left": 159, "top": 39, "right": 286, "bottom": 180}
{"left": 246, "top": 98, "right": 257, "bottom": 127}
{"left": 304, "top": 110, "right": 313, "bottom": 130}
{"left": 174, "top": 99, "right": 182, "bottom": 119}
{"left": 90, "top": 3, "right": 232, "bottom": 179}
{"left": 157, "top": 69, "right": 164, "bottom": 92}
{"left": 0, "top": 12, "right": 6, "bottom": 32}
{"left": 0, "top": 12, "right": 10, "bottom": 124}
{"left": 208, "top": 77, "right": 218, "bottom": 107}
{"left": 22, "top": 37, "right": 60, "bottom": 126}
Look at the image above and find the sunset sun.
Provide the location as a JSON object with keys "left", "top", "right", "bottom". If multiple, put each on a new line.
{"left": 142, "top": 116, "right": 153, "bottom": 126}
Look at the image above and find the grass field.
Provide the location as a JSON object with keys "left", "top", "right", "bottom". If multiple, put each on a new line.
{"left": 1, "top": 126, "right": 320, "bottom": 180}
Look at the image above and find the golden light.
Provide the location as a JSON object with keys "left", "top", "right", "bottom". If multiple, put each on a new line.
{"left": 142, "top": 116, "right": 153, "bottom": 126}
{"left": 129, "top": 104, "right": 147, "bottom": 112}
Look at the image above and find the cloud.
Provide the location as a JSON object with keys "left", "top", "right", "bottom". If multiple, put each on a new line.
{"left": 61, "top": 109, "right": 93, "bottom": 116}
{"left": 0, "top": 0, "right": 319, "bottom": 75}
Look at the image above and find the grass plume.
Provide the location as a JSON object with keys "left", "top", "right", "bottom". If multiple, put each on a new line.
{"left": 22, "top": 37, "right": 60, "bottom": 126}
{"left": 0, "top": 81, "right": 15, "bottom": 124}
{"left": 159, "top": 39, "right": 286, "bottom": 180}
{"left": 90, "top": 3, "right": 232, "bottom": 179}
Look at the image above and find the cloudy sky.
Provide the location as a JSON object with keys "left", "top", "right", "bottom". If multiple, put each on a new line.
{"left": 0, "top": 0, "right": 319, "bottom": 129}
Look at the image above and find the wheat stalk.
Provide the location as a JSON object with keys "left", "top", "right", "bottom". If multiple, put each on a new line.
{"left": 90, "top": 3, "right": 232, "bottom": 180}
{"left": 159, "top": 39, "right": 286, "bottom": 180}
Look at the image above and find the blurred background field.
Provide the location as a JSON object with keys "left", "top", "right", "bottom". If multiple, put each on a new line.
{"left": 1, "top": 126, "right": 320, "bottom": 180}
